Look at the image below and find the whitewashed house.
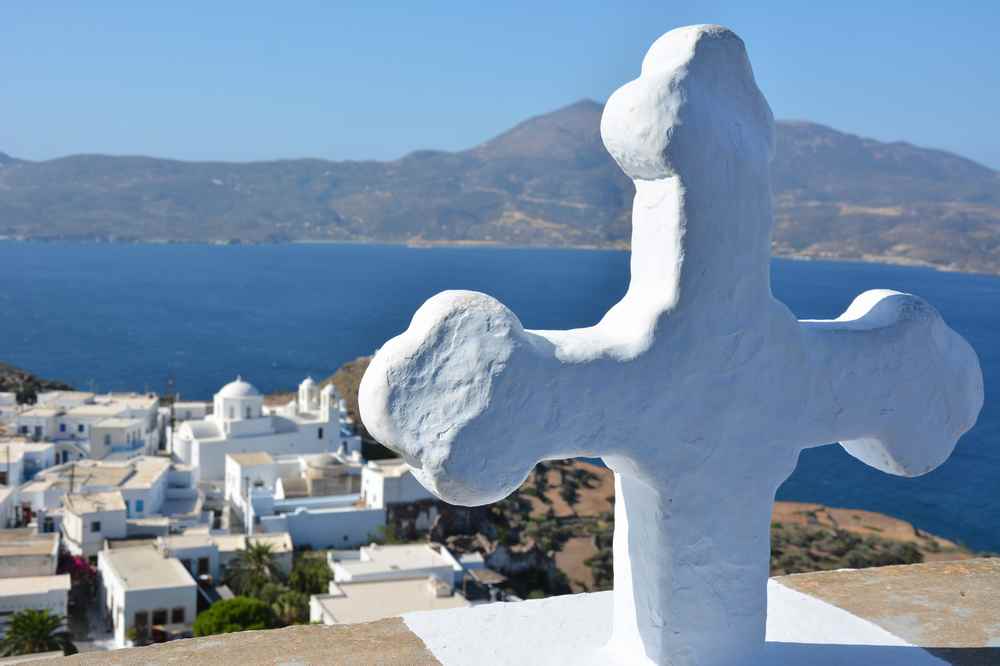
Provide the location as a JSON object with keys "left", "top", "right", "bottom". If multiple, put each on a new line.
{"left": 0, "top": 440, "right": 56, "bottom": 486}
{"left": 15, "top": 392, "right": 162, "bottom": 461}
{"left": 225, "top": 450, "right": 384, "bottom": 549}
{"left": 156, "top": 531, "right": 294, "bottom": 582}
{"left": 18, "top": 456, "right": 205, "bottom": 540}
{"left": 0, "top": 575, "right": 70, "bottom": 638}
{"left": 310, "top": 543, "right": 470, "bottom": 626}
{"left": 0, "top": 394, "right": 16, "bottom": 428}
{"left": 97, "top": 546, "right": 197, "bottom": 648}
{"left": 0, "top": 529, "right": 59, "bottom": 578}
{"left": 172, "top": 377, "right": 358, "bottom": 481}
{"left": 62, "top": 491, "right": 128, "bottom": 559}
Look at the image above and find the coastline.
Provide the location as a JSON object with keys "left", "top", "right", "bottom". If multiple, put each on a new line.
{"left": 1, "top": 236, "right": 996, "bottom": 277}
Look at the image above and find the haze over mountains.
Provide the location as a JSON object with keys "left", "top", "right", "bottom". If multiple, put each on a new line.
{"left": 1, "top": 99, "right": 998, "bottom": 274}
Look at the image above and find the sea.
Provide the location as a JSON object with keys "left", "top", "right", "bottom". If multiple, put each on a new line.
{"left": 0, "top": 241, "right": 997, "bottom": 551}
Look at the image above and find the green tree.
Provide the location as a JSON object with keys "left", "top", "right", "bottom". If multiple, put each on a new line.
{"left": 193, "top": 597, "right": 275, "bottom": 637}
{"left": 0, "top": 609, "right": 76, "bottom": 657}
{"left": 272, "top": 590, "right": 310, "bottom": 626}
{"left": 289, "top": 557, "right": 332, "bottom": 595}
{"left": 224, "top": 542, "right": 283, "bottom": 596}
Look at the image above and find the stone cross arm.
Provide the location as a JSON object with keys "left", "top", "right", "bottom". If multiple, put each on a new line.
{"left": 359, "top": 24, "right": 983, "bottom": 666}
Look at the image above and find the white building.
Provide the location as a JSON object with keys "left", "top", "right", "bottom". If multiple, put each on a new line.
{"left": 0, "top": 394, "right": 16, "bottom": 428}
{"left": 361, "top": 458, "right": 437, "bottom": 509}
{"left": 97, "top": 546, "right": 197, "bottom": 648}
{"left": 62, "top": 491, "right": 128, "bottom": 559}
{"left": 20, "top": 456, "right": 203, "bottom": 530}
{"left": 14, "top": 392, "right": 162, "bottom": 461}
{"left": 0, "top": 575, "right": 70, "bottom": 638}
{"left": 310, "top": 543, "right": 471, "bottom": 625}
{"left": 173, "top": 378, "right": 360, "bottom": 481}
{"left": 330, "top": 543, "right": 463, "bottom": 585}
{"left": 309, "top": 576, "right": 469, "bottom": 626}
{"left": 0, "top": 529, "right": 59, "bottom": 578}
{"left": 225, "top": 451, "right": 384, "bottom": 549}
{"left": 157, "top": 531, "right": 294, "bottom": 583}
{"left": 171, "top": 401, "right": 210, "bottom": 423}
{"left": 0, "top": 439, "right": 56, "bottom": 487}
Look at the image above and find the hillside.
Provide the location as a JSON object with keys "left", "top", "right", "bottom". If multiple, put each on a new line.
{"left": 2, "top": 101, "right": 998, "bottom": 273}
{"left": 0, "top": 361, "right": 73, "bottom": 404}
{"left": 489, "top": 460, "right": 973, "bottom": 595}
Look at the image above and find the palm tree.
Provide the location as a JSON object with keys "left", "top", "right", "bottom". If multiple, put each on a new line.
{"left": 226, "top": 541, "right": 282, "bottom": 596}
{"left": 0, "top": 609, "right": 76, "bottom": 657}
{"left": 271, "top": 590, "right": 309, "bottom": 626}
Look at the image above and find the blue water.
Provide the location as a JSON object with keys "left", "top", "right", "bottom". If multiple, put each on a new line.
{"left": 1, "top": 242, "right": 997, "bottom": 550}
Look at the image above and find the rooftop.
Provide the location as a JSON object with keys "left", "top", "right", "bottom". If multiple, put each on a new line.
{"left": 227, "top": 452, "right": 275, "bottom": 467}
{"left": 315, "top": 577, "right": 470, "bottom": 625}
{"left": 93, "top": 417, "right": 142, "bottom": 429}
{"left": 0, "top": 529, "right": 58, "bottom": 558}
{"left": 101, "top": 547, "right": 196, "bottom": 590}
{"left": 64, "top": 491, "right": 126, "bottom": 514}
{"left": 364, "top": 458, "right": 411, "bottom": 477}
{"left": 0, "top": 574, "right": 70, "bottom": 597}
{"left": 33, "top": 456, "right": 172, "bottom": 492}
{"left": 335, "top": 543, "right": 455, "bottom": 580}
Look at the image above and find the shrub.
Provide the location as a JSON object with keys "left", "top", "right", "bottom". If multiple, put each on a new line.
{"left": 193, "top": 597, "right": 276, "bottom": 637}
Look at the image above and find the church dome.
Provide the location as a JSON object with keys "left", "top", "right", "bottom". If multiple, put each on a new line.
{"left": 301, "top": 376, "right": 316, "bottom": 386}
{"left": 217, "top": 376, "right": 261, "bottom": 399}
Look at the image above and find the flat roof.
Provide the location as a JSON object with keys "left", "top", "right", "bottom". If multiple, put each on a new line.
{"left": 227, "top": 452, "right": 274, "bottom": 467}
{"left": 20, "top": 407, "right": 61, "bottom": 417}
{"left": 94, "top": 418, "right": 143, "bottom": 429}
{"left": 0, "top": 574, "right": 70, "bottom": 597}
{"left": 34, "top": 456, "right": 171, "bottom": 492}
{"left": 66, "top": 404, "right": 124, "bottom": 417}
{"left": 365, "top": 458, "right": 411, "bottom": 477}
{"left": 64, "top": 491, "right": 126, "bottom": 514}
{"left": 315, "top": 578, "right": 469, "bottom": 624}
{"left": 338, "top": 544, "right": 453, "bottom": 578}
{"left": 0, "top": 529, "right": 57, "bottom": 558}
{"left": 212, "top": 532, "right": 293, "bottom": 554}
{"left": 102, "top": 547, "right": 195, "bottom": 590}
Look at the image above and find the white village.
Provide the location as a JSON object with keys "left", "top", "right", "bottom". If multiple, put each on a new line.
{"left": 0, "top": 20, "right": 993, "bottom": 666}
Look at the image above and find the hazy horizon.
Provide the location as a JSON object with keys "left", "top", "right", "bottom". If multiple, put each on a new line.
{"left": 4, "top": 2, "right": 999, "bottom": 169}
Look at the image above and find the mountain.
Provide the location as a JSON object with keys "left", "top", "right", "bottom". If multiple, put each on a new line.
{"left": 2, "top": 100, "right": 998, "bottom": 273}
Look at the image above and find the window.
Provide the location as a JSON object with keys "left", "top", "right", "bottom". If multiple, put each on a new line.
{"left": 135, "top": 499, "right": 144, "bottom": 514}
{"left": 104, "top": 434, "right": 111, "bottom": 447}
{"left": 59, "top": 423, "right": 66, "bottom": 433}
{"left": 90, "top": 521, "right": 101, "bottom": 533}
{"left": 124, "top": 500, "right": 130, "bottom": 517}
{"left": 19, "top": 426, "right": 27, "bottom": 435}
{"left": 318, "top": 427, "right": 324, "bottom": 440}
{"left": 33, "top": 426, "right": 41, "bottom": 438}
{"left": 152, "top": 609, "right": 168, "bottom": 626}
{"left": 228, "top": 407, "right": 234, "bottom": 419}
{"left": 197, "top": 557, "right": 210, "bottom": 576}
{"left": 42, "top": 517, "right": 54, "bottom": 533}
{"left": 171, "top": 607, "right": 185, "bottom": 624}
{"left": 78, "top": 424, "right": 85, "bottom": 433}
{"left": 245, "top": 407, "right": 251, "bottom": 419}
{"left": 134, "top": 611, "right": 149, "bottom": 635}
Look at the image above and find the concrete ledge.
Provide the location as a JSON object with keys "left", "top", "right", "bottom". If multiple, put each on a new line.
{"left": 40, "top": 559, "right": 1000, "bottom": 665}
{"left": 62, "top": 619, "right": 440, "bottom": 665}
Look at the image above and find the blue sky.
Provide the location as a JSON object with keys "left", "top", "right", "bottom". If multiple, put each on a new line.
{"left": 3, "top": 1, "right": 999, "bottom": 168}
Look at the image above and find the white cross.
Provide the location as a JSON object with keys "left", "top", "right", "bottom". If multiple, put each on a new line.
{"left": 359, "top": 24, "right": 983, "bottom": 666}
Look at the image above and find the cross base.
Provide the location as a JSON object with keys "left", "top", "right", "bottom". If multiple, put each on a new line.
{"left": 402, "top": 582, "right": 943, "bottom": 666}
